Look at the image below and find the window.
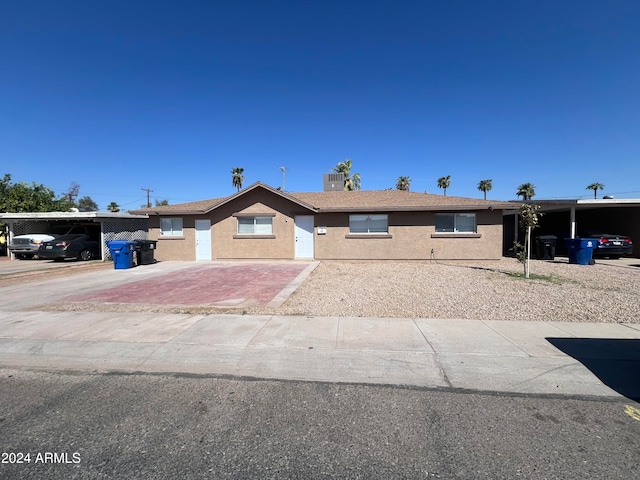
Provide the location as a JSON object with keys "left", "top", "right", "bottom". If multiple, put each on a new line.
{"left": 349, "top": 214, "right": 388, "bottom": 234}
{"left": 435, "top": 213, "right": 476, "bottom": 233}
{"left": 237, "top": 216, "right": 273, "bottom": 235}
{"left": 160, "top": 218, "right": 183, "bottom": 236}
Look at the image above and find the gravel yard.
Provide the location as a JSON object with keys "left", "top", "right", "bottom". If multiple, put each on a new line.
{"left": 247, "top": 258, "right": 640, "bottom": 323}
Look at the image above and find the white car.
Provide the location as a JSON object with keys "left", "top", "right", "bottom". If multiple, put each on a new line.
{"left": 8, "top": 225, "right": 95, "bottom": 259}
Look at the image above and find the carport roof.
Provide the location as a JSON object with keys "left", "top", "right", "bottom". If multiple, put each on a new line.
{"left": 0, "top": 212, "right": 149, "bottom": 220}
{"left": 132, "top": 181, "right": 516, "bottom": 215}
{"left": 514, "top": 198, "right": 640, "bottom": 212}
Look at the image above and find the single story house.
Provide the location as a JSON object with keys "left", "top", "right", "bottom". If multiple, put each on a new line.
{"left": 1, "top": 212, "right": 149, "bottom": 260}
{"left": 131, "top": 182, "right": 515, "bottom": 261}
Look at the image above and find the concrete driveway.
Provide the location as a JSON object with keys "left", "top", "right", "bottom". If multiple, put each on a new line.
{"left": 0, "top": 255, "right": 105, "bottom": 274}
{"left": 0, "top": 260, "right": 318, "bottom": 310}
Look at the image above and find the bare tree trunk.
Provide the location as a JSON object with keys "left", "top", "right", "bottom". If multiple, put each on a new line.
{"left": 525, "top": 226, "right": 531, "bottom": 278}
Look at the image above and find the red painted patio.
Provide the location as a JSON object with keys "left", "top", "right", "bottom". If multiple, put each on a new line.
{"left": 67, "top": 263, "right": 309, "bottom": 307}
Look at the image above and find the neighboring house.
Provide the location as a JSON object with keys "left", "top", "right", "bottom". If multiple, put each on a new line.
{"left": 131, "top": 182, "right": 514, "bottom": 261}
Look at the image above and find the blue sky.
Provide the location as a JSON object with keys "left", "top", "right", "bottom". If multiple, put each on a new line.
{"left": 1, "top": 1, "right": 639, "bottom": 210}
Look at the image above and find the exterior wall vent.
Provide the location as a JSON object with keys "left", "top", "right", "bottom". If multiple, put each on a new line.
{"left": 323, "top": 173, "right": 345, "bottom": 191}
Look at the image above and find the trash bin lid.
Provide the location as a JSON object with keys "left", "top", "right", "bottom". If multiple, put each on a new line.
{"left": 564, "top": 237, "right": 597, "bottom": 248}
{"left": 108, "top": 240, "right": 129, "bottom": 247}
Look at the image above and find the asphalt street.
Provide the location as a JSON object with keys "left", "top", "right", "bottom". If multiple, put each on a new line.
{"left": 1, "top": 369, "right": 638, "bottom": 480}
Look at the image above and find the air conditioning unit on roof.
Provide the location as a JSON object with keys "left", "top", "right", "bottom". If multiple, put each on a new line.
{"left": 323, "top": 173, "right": 345, "bottom": 191}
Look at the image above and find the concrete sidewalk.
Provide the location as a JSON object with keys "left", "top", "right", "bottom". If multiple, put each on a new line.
{"left": 1, "top": 311, "right": 638, "bottom": 400}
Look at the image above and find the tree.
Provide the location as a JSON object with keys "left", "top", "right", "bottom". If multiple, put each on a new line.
{"left": 107, "top": 202, "right": 120, "bottom": 212}
{"left": 155, "top": 199, "right": 169, "bottom": 206}
{"left": 516, "top": 182, "right": 536, "bottom": 200}
{"left": 396, "top": 176, "right": 411, "bottom": 191}
{"left": 332, "top": 159, "right": 361, "bottom": 191}
{"left": 231, "top": 167, "right": 245, "bottom": 192}
{"left": 0, "top": 174, "right": 72, "bottom": 212}
{"left": 586, "top": 182, "right": 604, "bottom": 199}
{"left": 516, "top": 204, "right": 542, "bottom": 279}
{"left": 65, "top": 182, "right": 81, "bottom": 204}
{"left": 77, "top": 196, "right": 99, "bottom": 212}
{"left": 477, "top": 179, "right": 492, "bottom": 200}
{"left": 437, "top": 175, "right": 451, "bottom": 196}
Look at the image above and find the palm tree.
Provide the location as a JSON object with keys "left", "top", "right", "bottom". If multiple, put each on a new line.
{"left": 437, "top": 175, "right": 451, "bottom": 196}
{"left": 477, "top": 179, "right": 492, "bottom": 200}
{"left": 107, "top": 202, "right": 120, "bottom": 212}
{"left": 586, "top": 182, "right": 605, "bottom": 199}
{"left": 516, "top": 182, "right": 536, "bottom": 200}
{"left": 231, "top": 167, "right": 245, "bottom": 192}
{"left": 333, "top": 159, "right": 361, "bottom": 191}
{"left": 396, "top": 176, "right": 411, "bottom": 191}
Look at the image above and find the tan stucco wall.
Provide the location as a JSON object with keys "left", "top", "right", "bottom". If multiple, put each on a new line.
{"left": 149, "top": 216, "right": 196, "bottom": 261}
{"left": 212, "top": 197, "right": 297, "bottom": 259}
{"left": 314, "top": 210, "right": 503, "bottom": 260}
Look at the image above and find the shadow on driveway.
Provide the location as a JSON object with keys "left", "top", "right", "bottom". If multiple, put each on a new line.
{"left": 546, "top": 338, "right": 640, "bottom": 401}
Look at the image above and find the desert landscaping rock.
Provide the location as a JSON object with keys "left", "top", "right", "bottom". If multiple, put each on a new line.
{"left": 247, "top": 259, "right": 640, "bottom": 323}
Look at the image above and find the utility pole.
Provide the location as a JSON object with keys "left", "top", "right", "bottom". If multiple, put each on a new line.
{"left": 141, "top": 187, "right": 153, "bottom": 208}
{"left": 279, "top": 166, "right": 286, "bottom": 191}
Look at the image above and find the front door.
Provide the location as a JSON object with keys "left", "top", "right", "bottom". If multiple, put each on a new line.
{"left": 195, "top": 219, "right": 212, "bottom": 261}
{"left": 294, "top": 215, "right": 314, "bottom": 259}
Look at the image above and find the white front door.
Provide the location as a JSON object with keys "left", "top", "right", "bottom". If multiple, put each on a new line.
{"left": 294, "top": 215, "right": 314, "bottom": 258}
{"left": 195, "top": 219, "right": 212, "bottom": 261}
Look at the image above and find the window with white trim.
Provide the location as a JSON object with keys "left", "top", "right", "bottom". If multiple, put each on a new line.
{"left": 435, "top": 213, "right": 476, "bottom": 233}
{"left": 237, "top": 216, "right": 273, "bottom": 235}
{"left": 349, "top": 214, "right": 388, "bottom": 234}
{"left": 160, "top": 218, "right": 183, "bottom": 236}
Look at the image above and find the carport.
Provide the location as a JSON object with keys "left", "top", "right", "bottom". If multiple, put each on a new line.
{"left": 503, "top": 199, "right": 640, "bottom": 258}
{"left": 1, "top": 212, "right": 149, "bottom": 261}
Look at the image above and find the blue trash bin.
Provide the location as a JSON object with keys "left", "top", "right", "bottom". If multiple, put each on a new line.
{"left": 107, "top": 240, "right": 136, "bottom": 269}
{"left": 564, "top": 238, "right": 597, "bottom": 265}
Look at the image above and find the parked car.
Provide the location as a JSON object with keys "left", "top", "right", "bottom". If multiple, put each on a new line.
{"left": 37, "top": 234, "right": 101, "bottom": 261}
{"left": 548, "top": 230, "right": 633, "bottom": 259}
{"left": 581, "top": 231, "right": 633, "bottom": 259}
{"left": 8, "top": 225, "right": 97, "bottom": 259}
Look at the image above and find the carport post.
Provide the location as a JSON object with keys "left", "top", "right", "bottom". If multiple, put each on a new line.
{"left": 99, "top": 221, "right": 106, "bottom": 261}
{"left": 7, "top": 221, "right": 15, "bottom": 260}
{"left": 570, "top": 207, "right": 576, "bottom": 239}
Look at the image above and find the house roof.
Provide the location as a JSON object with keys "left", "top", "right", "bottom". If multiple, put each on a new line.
{"left": 131, "top": 182, "right": 515, "bottom": 215}
{"left": 131, "top": 182, "right": 318, "bottom": 215}
{"left": 290, "top": 190, "right": 513, "bottom": 212}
